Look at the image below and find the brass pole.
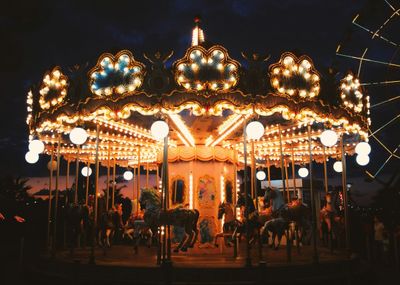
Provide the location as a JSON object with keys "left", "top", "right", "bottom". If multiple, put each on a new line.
{"left": 46, "top": 146, "right": 55, "bottom": 250}
{"left": 106, "top": 143, "right": 111, "bottom": 210}
{"left": 51, "top": 134, "right": 62, "bottom": 258}
{"left": 156, "top": 164, "right": 159, "bottom": 192}
{"left": 146, "top": 162, "right": 149, "bottom": 188}
{"left": 251, "top": 140, "right": 256, "bottom": 201}
{"left": 243, "top": 120, "right": 252, "bottom": 267}
{"left": 290, "top": 146, "right": 297, "bottom": 196}
{"left": 85, "top": 159, "right": 90, "bottom": 205}
{"left": 74, "top": 146, "right": 80, "bottom": 204}
{"left": 89, "top": 125, "right": 100, "bottom": 264}
{"left": 308, "top": 125, "right": 319, "bottom": 264}
{"left": 112, "top": 157, "right": 116, "bottom": 207}
{"left": 66, "top": 160, "right": 70, "bottom": 204}
{"left": 136, "top": 146, "right": 141, "bottom": 215}
{"left": 284, "top": 158, "right": 290, "bottom": 203}
{"left": 323, "top": 146, "right": 329, "bottom": 193}
{"left": 341, "top": 136, "right": 350, "bottom": 253}
{"left": 266, "top": 156, "right": 271, "bottom": 188}
{"left": 133, "top": 166, "right": 136, "bottom": 211}
{"left": 278, "top": 126, "right": 287, "bottom": 201}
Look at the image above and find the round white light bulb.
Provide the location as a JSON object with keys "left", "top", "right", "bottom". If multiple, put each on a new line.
{"left": 298, "top": 167, "right": 309, "bottom": 178}
{"left": 320, "top": 130, "right": 338, "bottom": 147}
{"left": 25, "top": 151, "right": 39, "bottom": 164}
{"left": 81, "top": 166, "right": 92, "bottom": 177}
{"left": 355, "top": 142, "right": 371, "bottom": 155}
{"left": 150, "top": 120, "right": 169, "bottom": 141}
{"left": 356, "top": 154, "right": 370, "bottom": 166}
{"left": 333, "top": 161, "right": 343, "bottom": 173}
{"left": 69, "top": 127, "right": 88, "bottom": 145}
{"left": 246, "top": 121, "right": 265, "bottom": 140}
{"left": 29, "top": 139, "right": 45, "bottom": 154}
{"left": 123, "top": 170, "right": 134, "bottom": 181}
{"left": 256, "top": 170, "right": 266, "bottom": 181}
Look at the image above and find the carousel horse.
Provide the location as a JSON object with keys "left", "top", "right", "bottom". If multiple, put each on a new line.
{"left": 135, "top": 188, "right": 199, "bottom": 253}
{"left": 320, "top": 192, "right": 344, "bottom": 247}
{"left": 98, "top": 207, "right": 116, "bottom": 247}
{"left": 235, "top": 192, "right": 263, "bottom": 245}
{"left": 65, "top": 202, "right": 90, "bottom": 251}
{"left": 213, "top": 201, "right": 242, "bottom": 247}
{"left": 262, "top": 187, "right": 311, "bottom": 249}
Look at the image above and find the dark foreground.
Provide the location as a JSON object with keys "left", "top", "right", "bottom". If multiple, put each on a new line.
{"left": 5, "top": 243, "right": 399, "bottom": 285}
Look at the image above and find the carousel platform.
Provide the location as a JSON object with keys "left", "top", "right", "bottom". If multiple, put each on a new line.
{"left": 25, "top": 244, "right": 376, "bottom": 285}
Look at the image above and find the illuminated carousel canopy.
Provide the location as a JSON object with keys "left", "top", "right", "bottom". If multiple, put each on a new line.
{"left": 26, "top": 20, "right": 371, "bottom": 168}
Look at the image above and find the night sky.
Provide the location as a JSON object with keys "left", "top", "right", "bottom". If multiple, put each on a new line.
{"left": 1, "top": 0, "right": 398, "bottom": 184}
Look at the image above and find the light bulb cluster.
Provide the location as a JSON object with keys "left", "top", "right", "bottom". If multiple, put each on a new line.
{"left": 175, "top": 46, "right": 239, "bottom": 92}
{"left": 340, "top": 73, "right": 364, "bottom": 113}
{"left": 39, "top": 67, "right": 68, "bottom": 110}
{"left": 270, "top": 53, "right": 320, "bottom": 99}
{"left": 89, "top": 51, "right": 144, "bottom": 96}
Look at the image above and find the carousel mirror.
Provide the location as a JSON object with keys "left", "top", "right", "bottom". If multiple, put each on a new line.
{"left": 171, "top": 177, "right": 185, "bottom": 205}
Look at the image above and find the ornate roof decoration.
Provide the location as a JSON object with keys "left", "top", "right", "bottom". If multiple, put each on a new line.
{"left": 340, "top": 72, "right": 364, "bottom": 112}
{"left": 39, "top": 67, "right": 68, "bottom": 110}
{"left": 88, "top": 50, "right": 145, "bottom": 97}
{"left": 269, "top": 52, "right": 320, "bottom": 99}
{"left": 174, "top": 45, "right": 240, "bottom": 92}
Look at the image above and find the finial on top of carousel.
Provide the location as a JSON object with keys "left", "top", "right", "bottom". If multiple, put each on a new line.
{"left": 192, "top": 16, "right": 205, "bottom": 46}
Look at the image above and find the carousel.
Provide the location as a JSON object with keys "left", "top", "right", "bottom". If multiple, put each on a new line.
{"left": 25, "top": 19, "right": 372, "bottom": 269}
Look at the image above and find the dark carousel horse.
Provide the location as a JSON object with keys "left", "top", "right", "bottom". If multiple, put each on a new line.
{"left": 65, "top": 202, "right": 90, "bottom": 252}
{"left": 262, "top": 187, "right": 311, "bottom": 249}
{"left": 213, "top": 201, "right": 242, "bottom": 247}
{"left": 135, "top": 188, "right": 199, "bottom": 253}
{"left": 235, "top": 192, "right": 263, "bottom": 246}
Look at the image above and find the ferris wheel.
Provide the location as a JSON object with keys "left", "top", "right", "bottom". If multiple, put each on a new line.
{"left": 336, "top": 0, "right": 400, "bottom": 180}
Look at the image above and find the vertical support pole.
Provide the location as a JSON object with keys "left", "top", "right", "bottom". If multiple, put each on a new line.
{"left": 278, "top": 126, "right": 287, "bottom": 202}
{"left": 251, "top": 140, "right": 256, "bottom": 203}
{"left": 47, "top": 146, "right": 55, "bottom": 250}
{"left": 156, "top": 164, "right": 159, "bottom": 192}
{"left": 66, "top": 160, "right": 70, "bottom": 203}
{"left": 106, "top": 143, "right": 110, "bottom": 210}
{"left": 266, "top": 156, "right": 271, "bottom": 188}
{"left": 146, "top": 162, "right": 149, "bottom": 188}
{"left": 290, "top": 146, "right": 297, "bottom": 197}
{"left": 308, "top": 125, "right": 319, "bottom": 264}
{"left": 136, "top": 146, "right": 141, "bottom": 215}
{"left": 341, "top": 136, "right": 350, "bottom": 253}
{"left": 74, "top": 146, "right": 80, "bottom": 204}
{"left": 133, "top": 166, "right": 136, "bottom": 209}
{"left": 161, "top": 135, "right": 171, "bottom": 265}
{"left": 243, "top": 120, "right": 252, "bottom": 267}
{"left": 51, "top": 134, "right": 61, "bottom": 258}
{"left": 89, "top": 125, "right": 100, "bottom": 264}
{"left": 284, "top": 158, "right": 290, "bottom": 203}
{"left": 112, "top": 157, "right": 116, "bottom": 207}
{"left": 64, "top": 159, "right": 70, "bottom": 249}
{"left": 85, "top": 159, "right": 90, "bottom": 205}
{"left": 323, "top": 146, "right": 329, "bottom": 193}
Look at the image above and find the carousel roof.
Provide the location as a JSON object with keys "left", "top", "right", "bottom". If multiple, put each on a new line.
{"left": 26, "top": 20, "right": 371, "bottom": 168}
